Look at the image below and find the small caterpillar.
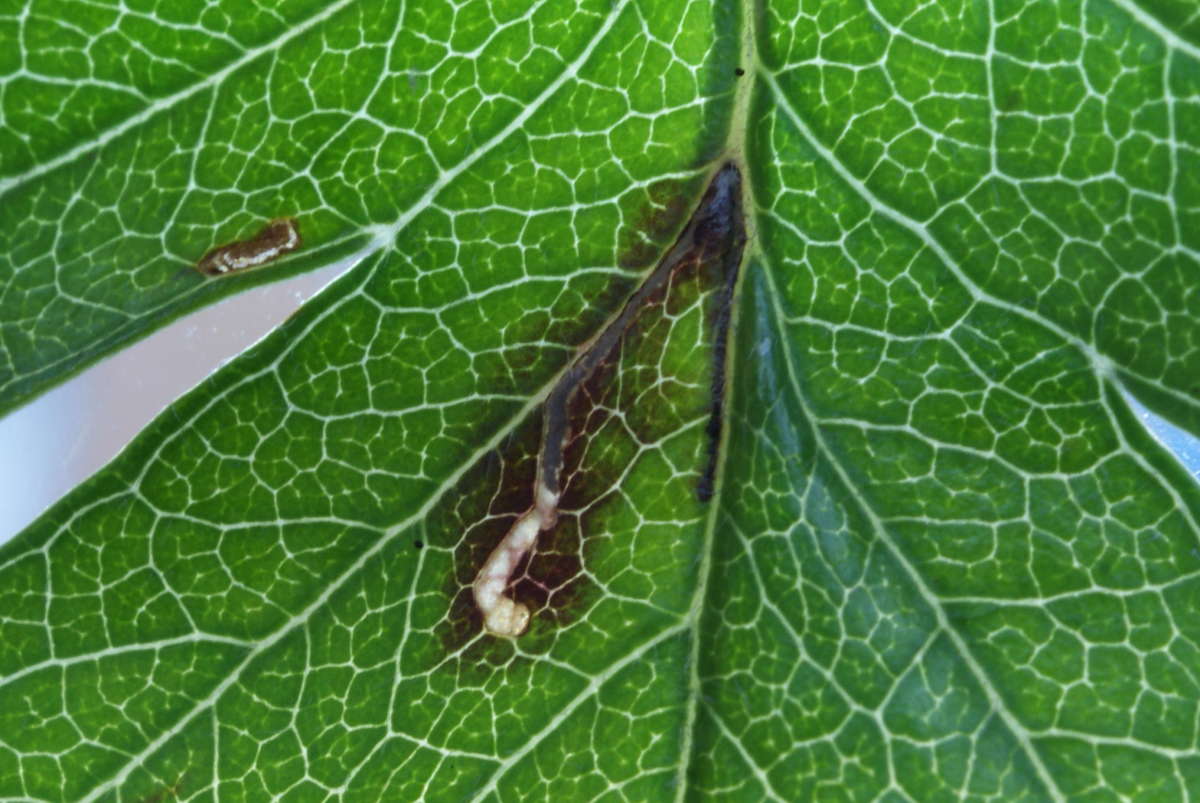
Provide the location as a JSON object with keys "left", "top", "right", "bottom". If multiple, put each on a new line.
{"left": 196, "top": 217, "right": 301, "bottom": 276}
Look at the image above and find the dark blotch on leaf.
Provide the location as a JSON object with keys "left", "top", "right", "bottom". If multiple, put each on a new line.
{"left": 434, "top": 413, "right": 603, "bottom": 665}
{"left": 434, "top": 163, "right": 746, "bottom": 656}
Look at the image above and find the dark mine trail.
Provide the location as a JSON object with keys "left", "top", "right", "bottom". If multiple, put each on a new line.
{"left": 474, "top": 163, "right": 747, "bottom": 637}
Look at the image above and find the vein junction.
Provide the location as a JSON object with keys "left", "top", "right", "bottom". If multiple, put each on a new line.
{"left": 473, "top": 163, "right": 745, "bottom": 637}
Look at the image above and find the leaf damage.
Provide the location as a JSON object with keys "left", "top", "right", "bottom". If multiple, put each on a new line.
{"left": 462, "top": 163, "right": 747, "bottom": 639}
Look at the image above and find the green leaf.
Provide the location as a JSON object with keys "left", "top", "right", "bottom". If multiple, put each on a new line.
{"left": 3, "top": 0, "right": 1200, "bottom": 799}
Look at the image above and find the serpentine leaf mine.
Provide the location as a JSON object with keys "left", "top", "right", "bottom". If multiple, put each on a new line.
{"left": 195, "top": 217, "right": 301, "bottom": 276}
{"left": 473, "top": 163, "right": 746, "bottom": 637}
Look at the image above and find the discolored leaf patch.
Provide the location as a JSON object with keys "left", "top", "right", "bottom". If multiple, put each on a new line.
{"left": 433, "top": 165, "right": 747, "bottom": 651}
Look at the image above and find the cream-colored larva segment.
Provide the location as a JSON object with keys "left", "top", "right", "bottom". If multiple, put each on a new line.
{"left": 473, "top": 482, "right": 560, "bottom": 637}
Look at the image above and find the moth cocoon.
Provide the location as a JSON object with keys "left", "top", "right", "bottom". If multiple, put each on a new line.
{"left": 196, "top": 217, "right": 301, "bottom": 276}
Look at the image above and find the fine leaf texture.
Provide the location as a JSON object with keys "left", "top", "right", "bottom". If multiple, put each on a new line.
{"left": 3, "top": 1, "right": 1200, "bottom": 801}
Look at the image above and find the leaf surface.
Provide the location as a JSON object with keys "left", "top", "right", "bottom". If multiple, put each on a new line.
{"left": 3, "top": 0, "right": 1200, "bottom": 800}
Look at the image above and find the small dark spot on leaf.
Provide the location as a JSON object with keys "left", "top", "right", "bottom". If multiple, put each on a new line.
{"left": 734, "top": 67, "right": 745, "bottom": 76}
{"left": 414, "top": 539, "right": 424, "bottom": 549}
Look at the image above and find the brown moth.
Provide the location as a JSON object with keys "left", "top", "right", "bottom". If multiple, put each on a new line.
{"left": 196, "top": 217, "right": 301, "bottom": 276}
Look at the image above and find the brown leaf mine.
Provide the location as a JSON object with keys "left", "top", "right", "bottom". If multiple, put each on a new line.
{"left": 195, "top": 217, "right": 301, "bottom": 276}
{"left": 472, "top": 164, "right": 746, "bottom": 638}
